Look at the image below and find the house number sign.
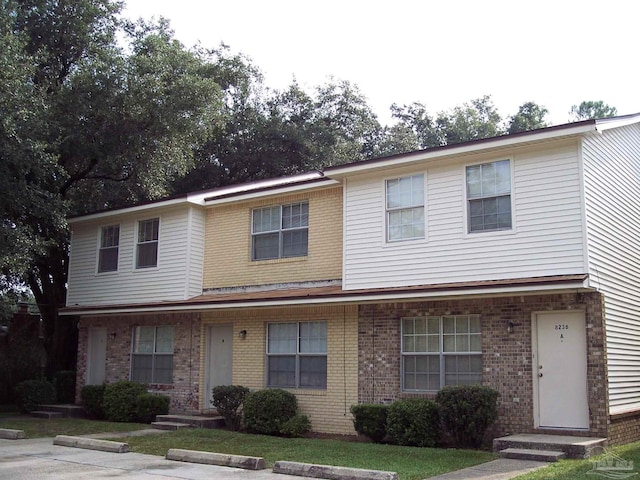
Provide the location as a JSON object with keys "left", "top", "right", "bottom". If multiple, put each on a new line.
{"left": 555, "top": 324, "right": 569, "bottom": 342}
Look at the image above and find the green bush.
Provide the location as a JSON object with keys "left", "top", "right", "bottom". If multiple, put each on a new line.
{"left": 386, "top": 398, "right": 440, "bottom": 447}
{"left": 211, "top": 385, "right": 250, "bottom": 430}
{"left": 243, "top": 388, "right": 298, "bottom": 435}
{"left": 280, "top": 414, "right": 311, "bottom": 437}
{"left": 14, "top": 379, "right": 56, "bottom": 413}
{"left": 436, "top": 385, "right": 499, "bottom": 448}
{"left": 350, "top": 404, "right": 388, "bottom": 443}
{"left": 80, "top": 384, "right": 106, "bottom": 419}
{"left": 103, "top": 381, "right": 147, "bottom": 422}
{"left": 136, "top": 393, "right": 170, "bottom": 423}
{"left": 53, "top": 370, "right": 76, "bottom": 404}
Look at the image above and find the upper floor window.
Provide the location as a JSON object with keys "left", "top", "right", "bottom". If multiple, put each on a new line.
{"left": 466, "top": 160, "right": 512, "bottom": 232}
{"left": 136, "top": 218, "right": 159, "bottom": 268}
{"left": 402, "top": 315, "right": 482, "bottom": 392}
{"left": 267, "top": 321, "right": 327, "bottom": 389}
{"left": 252, "top": 202, "right": 308, "bottom": 261}
{"left": 98, "top": 225, "right": 119, "bottom": 273}
{"left": 131, "top": 325, "right": 173, "bottom": 384}
{"left": 386, "top": 174, "right": 425, "bottom": 242}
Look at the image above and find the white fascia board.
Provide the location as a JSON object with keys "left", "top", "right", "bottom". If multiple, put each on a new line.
{"left": 595, "top": 113, "right": 640, "bottom": 131}
{"left": 59, "top": 279, "right": 591, "bottom": 316}
{"left": 324, "top": 124, "right": 598, "bottom": 178}
{"left": 67, "top": 197, "right": 201, "bottom": 224}
{"left": 204, "top": 178, "right": 340, "bottom": 206}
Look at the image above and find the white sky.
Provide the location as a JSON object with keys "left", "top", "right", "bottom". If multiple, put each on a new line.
{"left": 122, "top": 0, "right": 639, "bottom": 126}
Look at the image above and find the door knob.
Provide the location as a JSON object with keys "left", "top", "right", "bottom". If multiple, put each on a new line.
{"left": 538, "top": 373, "right": 543, "bottom": 378}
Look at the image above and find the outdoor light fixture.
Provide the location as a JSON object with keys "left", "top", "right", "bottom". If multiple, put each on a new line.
{"left": 110, "top": 331, "right": 117, "bottom": 340}
{"left": 507, "top": 321, "right": 520, "bottom": 334}
{"left": 238, "top": 329, "right": 247, "bottom": 339}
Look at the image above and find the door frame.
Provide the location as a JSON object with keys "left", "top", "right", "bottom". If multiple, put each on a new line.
{"left": 531, "top": 310, "right": 589, "bottom": 430}
{"left": 204, "top": 324, "right": 234, "bottom": 411}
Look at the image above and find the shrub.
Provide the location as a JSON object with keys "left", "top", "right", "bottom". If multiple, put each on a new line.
{"left": 53, "top": 370, "right": 76, "bottom": 404}
{"left": 80, "top": 384, "right": 106, "bottom": 419}
{"left": 211, "top": 385, "right": 250, "bottom": 430}
{"left": 386, "top": 398, "right": 440, "bottom": 447}
{"left": 280, "top": 414, "right": 311, "bottom": 437}
{"left": 103, "top": 381, "right": 147, "bottom": 422}
{"left": 136, "top": 393, "right": 170, "bottom": 423}
{"left": 243, "top": 388, "right": 298, "bottom": 435}
{"left": 350, "top": 404, "right": 388, "bottom": 443}
{"left": 436, "top": 385, "right": 499, "bottom": 448}
{"left": 14, "top": 379, "right": 56, "bottom": 413}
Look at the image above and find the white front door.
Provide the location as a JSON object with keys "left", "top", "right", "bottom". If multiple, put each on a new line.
{"left": 86, "top": 327, "right": 107, "bottom": 385}
{"left": 205, "top": 325, "right": 233, "bottom": 410}
{"left": 533, "top": 311, "right": 589, "bottom": 429}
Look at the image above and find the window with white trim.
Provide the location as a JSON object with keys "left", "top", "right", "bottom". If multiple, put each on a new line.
{"left": 267, "top": 321, "right": 327, "bottom": 389}
{"left": 136, "top": 218, "right": 159, "bottom": 268}
{"left": 386, "top": 174, "right": 425, "bottom": 241}
{"left": 98, "top": 225, "right": 119, "bottom": 272}
{"left": 131, "top": 326, "right": 173, "bottom": 384}
{"left": 252, "top": 202, "right": 308, "bottom": 261}
{"left": 466, "top": 160, "right": 511, "bottom": 232}
{"left": 402, "top": 315, "right": 481, "bottom": 391}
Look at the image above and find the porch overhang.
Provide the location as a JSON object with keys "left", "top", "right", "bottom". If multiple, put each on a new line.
{"left": 60, "top": 274, "right": 591, "bottom": 316}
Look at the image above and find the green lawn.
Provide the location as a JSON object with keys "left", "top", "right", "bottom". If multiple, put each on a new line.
{"left": 512, "top": 441, "right": 640, "bottom": 480}
{"left": 0, "top": 415, "right": 496, "bottom": 480}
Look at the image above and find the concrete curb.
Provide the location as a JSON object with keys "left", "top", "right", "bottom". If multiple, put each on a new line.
{"left": 53, "top": 435, "right": 130, "bottom": 453}
{"left": 166, "top": 448, "right": 266, "bottom": 470}
{"left": 273, "top": 460, "right": 398, "bottom": 480}
{"left": 0, "top": 429, "right": 26, "bottom": 440}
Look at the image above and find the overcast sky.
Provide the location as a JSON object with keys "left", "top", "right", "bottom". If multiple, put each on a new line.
{"left": 122, "top": 0, "right": 639, "bottom": 126}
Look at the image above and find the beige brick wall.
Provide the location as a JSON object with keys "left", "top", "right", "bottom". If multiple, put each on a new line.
{"left": 200, "top": 304, "right": 359, "bottom": 434}
{"left": 203, "top": 186, "right": 343, "bottom": 289}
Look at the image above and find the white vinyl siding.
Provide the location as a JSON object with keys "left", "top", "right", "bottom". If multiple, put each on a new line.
{"left": 582, "top": 124, "right": 640, "bottom": 415}
{"left": 343, "top": 142, "right": 587, "bottom": 290}
{"left": 67, "top": 205, "right": 205, "bottom": 306}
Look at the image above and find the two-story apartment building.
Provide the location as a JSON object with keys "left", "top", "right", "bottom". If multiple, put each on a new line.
{"left": 62, "top": 114, "right": 640, "bottom": 444}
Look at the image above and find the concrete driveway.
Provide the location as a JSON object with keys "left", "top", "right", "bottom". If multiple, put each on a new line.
{"left": 0, "top": 437, "right": 293, "bottom": 480}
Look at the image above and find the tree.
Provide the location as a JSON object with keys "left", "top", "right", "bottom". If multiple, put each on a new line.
{"left": 507, "top": 101, "right": 549, "bottom": 134}
{"left": 569, "top": 101, "right": 617, "bottom": 121}
{"left": 436, "top": 95, "right": 504, "bottom": 145}
{"left": 2, "top": 1, "right": 226, "bottom": 375}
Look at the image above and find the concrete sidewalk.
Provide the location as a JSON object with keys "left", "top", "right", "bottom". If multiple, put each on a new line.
{"left": 0, "top": 429, "right": 549, "bottom": 480}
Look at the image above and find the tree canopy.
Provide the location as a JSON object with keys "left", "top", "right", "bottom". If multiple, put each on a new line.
{"left": 0, "top": 0, "right": 620, "bottom": 376}
{"left": 569, "top": 100, "right": 618, "bottom": 121}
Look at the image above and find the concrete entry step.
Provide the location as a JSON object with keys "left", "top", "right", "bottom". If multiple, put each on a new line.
{"left": 37, "top": 404, "right": 86, "bottom": 418}
{"left": 31, "top": 411, "right": 63, "bottom": 419}
{"left": 151, "top": 421, "right": 195, "bottom": 431}
{"left": 500, "top": 447, "right": 566, "bottom": 462}
{"left": 494, "top": 434, "right": 607, "bottom": 459}
{"left": 154, "top": 414, "right": 225, "bottom": 429}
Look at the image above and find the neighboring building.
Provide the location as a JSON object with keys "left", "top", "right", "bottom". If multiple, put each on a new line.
{"left": 62, "top": 114, "right": 640, "bottom": 444}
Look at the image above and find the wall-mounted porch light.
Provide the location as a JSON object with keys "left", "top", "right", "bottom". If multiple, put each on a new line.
{"left": 238, "top": 329, "right": 247, "bottom": 339}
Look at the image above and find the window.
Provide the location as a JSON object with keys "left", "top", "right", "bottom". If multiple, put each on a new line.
{"left": 136, "top": 218, "right": 159, "bottom": 268}
{"left": 402, "top": 315, "right": 482, "bottom": 391}
{"left": 267, "top": 321, "right": 327, "bottom": 389}
{"left": 98, "top": 225, "right": 119, "bottom": 272}
{"left": 386, "top": 174, "right": 425, "bottom": 241}
{"left": 466, "top": 160, "right": 511, "bottom": 232}
{"left": 131, "top": 326, "right": 173, "bottom": 384}
{"left": 252, "top": 202, "right": 308, "bottom": 261}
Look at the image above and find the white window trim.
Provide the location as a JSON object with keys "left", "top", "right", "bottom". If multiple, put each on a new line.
{"left": 96, "top": 224, "right": 120, "bottom": 275}
{"left": 462, "top": 158, "right": 517, "bottom": 238}
{"left": 130, "top": 325, "right": 174, "bottom": 385}
{"left": 266, "top": 321, "right": 328, "bottom": 390}
{"left": 401, "top": 315, "right": 482, "bottom": 393}
{"left": 383, "top": 172, "right": 427, "bottom": 244}
{"left": 134, "top": 217, "right": 160, "bottom": 270}
{"left": 251, "top": 202, "right": 309, "bottom": 261}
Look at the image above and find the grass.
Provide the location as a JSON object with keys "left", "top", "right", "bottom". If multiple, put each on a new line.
{"left": 512, "top": 441, "right": 640, "bottom": 480}
{"left": 0, "top": 414, "right": 148, "bottom": 438}
{"left": 0, "top": 414, "right": 496, "bottom": 480}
